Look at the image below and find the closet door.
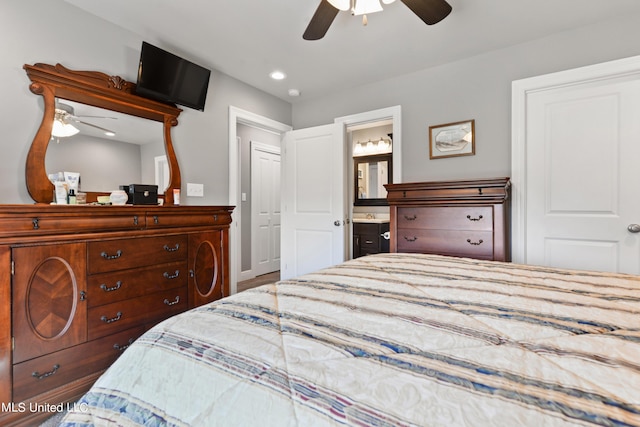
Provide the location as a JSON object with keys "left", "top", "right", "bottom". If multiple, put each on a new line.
{"left": 512, "top": 56, "right": 640, "bottom": 274}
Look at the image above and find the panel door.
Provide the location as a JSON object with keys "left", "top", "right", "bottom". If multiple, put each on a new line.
{"left": 12, "top": 243, "right": 87, "bottom": 363}
{"left": 525, "top": 73, "right": 640, "bottom": 273}
{"left": 188, "top": 230, "right": 224, "bottom": 307}
{"left": 281, "top": 123, "right": 346, "bottom": 280}
{"left": 251, "top": 142, "right": 281, "bottom": 276}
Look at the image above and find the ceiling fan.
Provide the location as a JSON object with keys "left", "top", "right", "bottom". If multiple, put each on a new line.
{"left": 53, "top": 103, "right": 117, "bottom": 139}
{"left": 303, "top": 0, "right": 452, "bottom": 40}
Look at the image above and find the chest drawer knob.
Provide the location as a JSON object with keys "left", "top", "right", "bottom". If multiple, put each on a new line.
{"left": 100, "top": 281, "right": 122, "bottom": 292}
{"left": 467, "top": 239, "right": 484, "bottom": 246}
{"left": 101, "top": 250, "right": 122, "bottom": 260}
{"left": 32, "top": 364, "right": 60, "bottom": 380}
{"left": 467, "top": 215, "right": 484, "bottom": 221}
{"left": 163, "top": 270, "right": 180, "bottom": 280}
{"left": 404, "top": 214, "right": 417, "bottom": 221}
{"left": 404, "top": 236, "right": 418, "bottom": 242}
{"left": 164, "top": 296, "right": 180, "bottom": 306}
{"left": 163, "top": 243, "right": 180, "bottom": 252}
{"left": 101, "top": 311, "right": 123, "bottom": 324}
{"left": 113, "top": 338, "right": 135, "bottom": 352}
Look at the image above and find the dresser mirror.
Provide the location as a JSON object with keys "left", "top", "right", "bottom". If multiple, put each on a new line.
{"left": 46, "top": 100, "right": 163, "bottom": 193}
{"left": 24, "top": 63, "right": 183, "bottom": 204}
{"left": 354, "top": 153, "right": 392, "bottom": 206}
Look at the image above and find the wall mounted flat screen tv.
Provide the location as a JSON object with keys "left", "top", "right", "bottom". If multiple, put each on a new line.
{"left": 136, "top": 42, "right": 211, "bottom": 111}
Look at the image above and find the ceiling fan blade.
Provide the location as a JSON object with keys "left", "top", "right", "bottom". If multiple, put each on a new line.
{"left": 400, "top": 0, "right": 452, "bottom": 25}
{"left": 70, "top": 117, "right": 116, "bottom": 136}
{"left": 303, "top": 0, "right": 340, "bottom": 41}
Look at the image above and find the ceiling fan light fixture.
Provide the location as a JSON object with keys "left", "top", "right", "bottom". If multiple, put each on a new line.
{"left": 52, "top": 118, "right": 80, "bottom": 138}
{"left": 353, "top": 0, "right": 383, "bottom": 16}
{"left": 327, "top": 0, "right": 350, "bottom": 11}
{"left": 381, "top": 0, "right": 395, "bottom": 4}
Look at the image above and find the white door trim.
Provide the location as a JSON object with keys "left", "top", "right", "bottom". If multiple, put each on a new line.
{"left": 229, "top": 106, "right": 292, "bottom": 294}
{"left": 511, "top": 55, "right": 640, "bottom": 265}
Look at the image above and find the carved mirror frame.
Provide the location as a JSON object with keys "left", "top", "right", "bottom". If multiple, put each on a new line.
{"left": 23, "top": 63, "right": 183, "bottom": 205}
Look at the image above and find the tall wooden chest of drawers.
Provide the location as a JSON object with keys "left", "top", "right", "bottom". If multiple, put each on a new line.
{"left": 0, "top": 205, "right": 233, "bottom": 426}
{"left": 385, "top": 178, "right": 511, "bottom": 261}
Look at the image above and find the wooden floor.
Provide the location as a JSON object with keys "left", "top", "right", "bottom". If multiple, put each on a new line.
{"left": 237, "top": 271, "right": 280, "bottom": 292}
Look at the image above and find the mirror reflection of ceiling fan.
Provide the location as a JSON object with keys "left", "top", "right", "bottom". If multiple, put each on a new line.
{"left": 303, "top": 0, "right": 452, "bottom": 40}
{"left": 52, "top": 102, "right": 117, "bottom": 140}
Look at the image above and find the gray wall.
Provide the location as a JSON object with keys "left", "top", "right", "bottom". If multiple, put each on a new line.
{"left": 3, "top": 0, "right": 640, "bottom": 208}
{"left": 0, "top": 0, "right": 291, "bottom": 205}
{"left": 292, "top": 12, "right": 640, "bottom": 184}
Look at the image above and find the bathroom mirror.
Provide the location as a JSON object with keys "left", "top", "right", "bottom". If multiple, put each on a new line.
{"left": 354, "top": 154, "right": 392, "bottom": 206}
{"left": 24, "top": 63, "right": 182, "bottom": 204}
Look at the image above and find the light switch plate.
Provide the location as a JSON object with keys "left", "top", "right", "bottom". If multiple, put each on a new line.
{"left": 186, "top": 183, "right": 204, "bottom": 197}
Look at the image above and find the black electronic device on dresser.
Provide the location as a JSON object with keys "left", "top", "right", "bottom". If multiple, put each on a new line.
{"left": 353, "top": 221, "right": 390, "bottom": 258}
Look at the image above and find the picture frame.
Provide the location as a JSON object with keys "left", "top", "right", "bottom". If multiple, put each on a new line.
{"left": 429, "top": 119, "right": 475, "bottom": 159}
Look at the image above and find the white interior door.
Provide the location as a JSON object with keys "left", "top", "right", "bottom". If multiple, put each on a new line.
{"left": 513, "top": 56, "right": 640, "bottom": 274}
{"left": 251, "top": 142, "right": 281, "bottom": 276}
{"left": 281, "top": 123, "right": 346, "bottom": 280}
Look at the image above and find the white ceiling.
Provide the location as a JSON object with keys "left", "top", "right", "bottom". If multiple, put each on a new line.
{"left": 64, "top": 0, "right": 640, "bottom": 104}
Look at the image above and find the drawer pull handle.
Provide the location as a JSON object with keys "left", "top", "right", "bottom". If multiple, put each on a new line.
{"left": 163, "top": 270, "right": 180, "bottom": 280}
{"left": 154, "top": 215, "right": 159, "bottom": 224}
{"left": 114, "top": 338, "right": 135, "bottom": 352}
{"left": 32, "top": 364, "right": 60, "bottom": 380}
{"left": 101, "top": 250, "right": 122, "bottom": 260}
{"left": 164, "top": 296, "right": 180, "bottom": 306}
{"left": 404, "top": 236, "right": 418, "bottom": 242}
{"left": 467, "top": 239, "right": 484, "bottom": 246}
{"left": 133, "top": 215, "right": 139, "bottom": 226}
{"left": 80, "top": 290, "right": 87, "bottom": 301}
{"left": 32, "top": 218, "right": 40, "bottom": 230}
{"left": 365, "top": 240, "right": 374, "bottom": 244}
{"left": 101, "top": 311, "right": 123, "bottom": 324}
{"left": 404, "top": 214, "right": 417, "bottom": 221}
{"left": 467, "top": 215, "right": 484, "bottom": 222}
{"left": 163, "top": 243, "right": 180, "bottom": 252}
{"left": 100, "top": 281, "right": 122, "bottom": 292}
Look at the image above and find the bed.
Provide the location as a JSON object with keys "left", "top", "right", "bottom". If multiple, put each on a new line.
{"left": 60, "top": 253, "right": 640, "bottom": 426}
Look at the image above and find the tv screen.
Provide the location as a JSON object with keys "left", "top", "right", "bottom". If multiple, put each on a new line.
{"left": 135, "top": 42, "right": 211, "bottom": 111}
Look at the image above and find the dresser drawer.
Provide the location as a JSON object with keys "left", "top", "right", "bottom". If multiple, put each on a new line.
{"left": 88, "top": 287, "right": 188, "bottom": 340}
{"left": 87, "top": 261, "right": 188, "bottom": 307}
{"left": 12, "top": 326, "right": 146, "bottom": 402}
{"left": 147, "top": 211, "right": 232, "bottom": 228}
{"left": 397, "top": 206, "right": 493, "bottom": 231}
{"left": 396, "top": 229, "right": 494, "bottom": 259}
{"left": 88, "top": 234, "right": 187, "bottom": 273}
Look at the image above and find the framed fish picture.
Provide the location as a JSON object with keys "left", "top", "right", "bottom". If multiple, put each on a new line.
{"left": 429, "top": 119, "right": 475, "bottom": 159}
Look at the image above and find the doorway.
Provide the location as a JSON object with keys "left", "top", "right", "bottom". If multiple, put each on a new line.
{"left": 229, "top": 105, "right": 401, "bottom": 293}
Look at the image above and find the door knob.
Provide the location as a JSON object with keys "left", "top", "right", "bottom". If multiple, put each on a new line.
{"left": 334, "top": 220, "right": 342, "bottom": 226}
{"left": 628, "top": 224, "right": 640, "bottom": 233}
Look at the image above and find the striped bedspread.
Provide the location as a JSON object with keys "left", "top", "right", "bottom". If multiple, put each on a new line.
{"left": 61, "top": 253, "right": 640, "bottom": 426}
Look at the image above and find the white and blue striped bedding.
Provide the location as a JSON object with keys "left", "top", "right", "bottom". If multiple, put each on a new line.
{"left": 61, "top": 253, "right": 640, "bottom": 426}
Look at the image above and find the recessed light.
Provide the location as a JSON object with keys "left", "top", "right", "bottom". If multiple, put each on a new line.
{"left": 269, "top": 70, "right": 286, "bottom": 80}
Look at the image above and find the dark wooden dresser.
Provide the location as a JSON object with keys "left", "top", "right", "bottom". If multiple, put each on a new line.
{"left": 386, "top": 178, "right": 511, "bottom": 261}
{"left": 0, "top": 205, "right": 233, "bottom": 426}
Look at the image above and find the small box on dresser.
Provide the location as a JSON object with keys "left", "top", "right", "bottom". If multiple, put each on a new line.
{"left": 385, "top": 178, "right": 511, "bottom": 261}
